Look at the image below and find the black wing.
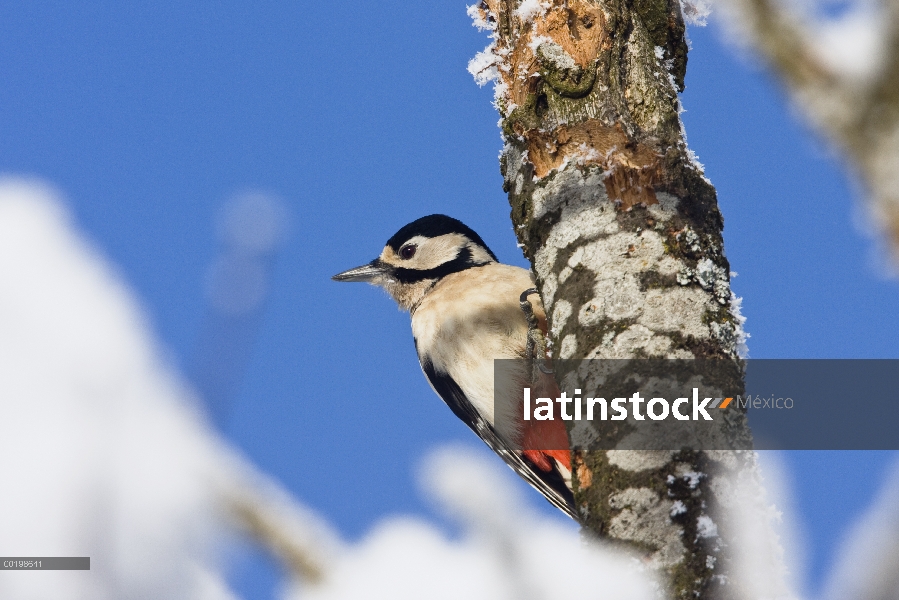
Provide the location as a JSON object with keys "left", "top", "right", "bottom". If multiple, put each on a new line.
{"left": 419, "top": 357, "right": 578, "bottom": 521}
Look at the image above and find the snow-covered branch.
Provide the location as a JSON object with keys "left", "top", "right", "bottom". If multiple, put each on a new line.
{"left": 0, "top": 179, "right": 335, "bottom": 599}
{"left": 718, "top": 0, "right": 899, "bottom": 255}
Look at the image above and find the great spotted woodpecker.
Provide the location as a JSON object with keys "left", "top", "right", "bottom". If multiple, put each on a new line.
{"left": 333, "top": 214, "right": 575, "bottom": 519}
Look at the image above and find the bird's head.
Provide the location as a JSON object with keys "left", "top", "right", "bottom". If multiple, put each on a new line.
{"left": 332, "top": 214, "right": 497, "bottom": 311}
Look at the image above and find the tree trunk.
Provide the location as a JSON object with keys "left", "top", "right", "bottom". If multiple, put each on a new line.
{"left": 469, "top": 1, "right": 753, "bottom": 597}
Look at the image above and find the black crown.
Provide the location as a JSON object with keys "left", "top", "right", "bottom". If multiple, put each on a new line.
{"left": 386, "top": 214, "right": 498, "bottom": 261}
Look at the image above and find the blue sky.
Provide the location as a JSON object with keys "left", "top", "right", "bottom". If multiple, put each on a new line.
{"left": 2, "top": 2, "right": 897, "bottom": 598}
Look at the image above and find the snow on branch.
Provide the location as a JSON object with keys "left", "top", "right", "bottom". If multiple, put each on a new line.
{"left": 0, "top": 179, "right": 337, "bottom": 599}
{"left": 682, "top": 0, "right": 712, "bottom": 26}
{"left": 286, "top": 445, "right": 660, "bottom": 600}
{"left": 823, "top": 458, "right": 899, "bottom": 600}
{"left": 717, "top": 0, "right": 899, "bottom": 257}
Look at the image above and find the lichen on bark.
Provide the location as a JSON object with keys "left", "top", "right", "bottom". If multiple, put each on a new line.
{"left": 470, "top": 0, "right": 754, "bottom": 597}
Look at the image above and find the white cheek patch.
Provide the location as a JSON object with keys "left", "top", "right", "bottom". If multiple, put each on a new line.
{"left": 413, "top": 234, "right": 474, "bottom": 270}
{"left": 379, "top": 235, "right": 431, "bottom": 267}
{"left": 380, "top": 233, "right": 494, "bottom": 271}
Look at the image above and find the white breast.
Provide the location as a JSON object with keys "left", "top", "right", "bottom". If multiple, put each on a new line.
{"left": 411, "top": 263, "right": 537, "bottom": 434}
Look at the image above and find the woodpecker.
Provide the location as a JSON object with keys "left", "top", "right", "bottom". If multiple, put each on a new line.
{"left": 333, "top": 214, "right": 576, "bottom": 519}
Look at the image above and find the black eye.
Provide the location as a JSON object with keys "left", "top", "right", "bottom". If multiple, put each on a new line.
{"left": 400, "top": 245, "right": 416, "bottom": 259}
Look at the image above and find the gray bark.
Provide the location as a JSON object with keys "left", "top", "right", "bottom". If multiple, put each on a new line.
{"left": 470, "top": 1, "right": 754, "bottom": 597}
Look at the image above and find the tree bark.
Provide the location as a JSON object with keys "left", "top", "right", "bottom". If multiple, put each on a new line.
{"left": 470, "top": 1, "right": 753, "bottom": 597}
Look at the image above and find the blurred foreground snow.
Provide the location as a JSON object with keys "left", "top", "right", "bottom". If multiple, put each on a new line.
{"left": 0, "top": 178, "right": 334, "bottom": 599}
{"left": 287, "top": 446, "right": 658, "bottom": 600}
{"left": 0, "top": 178, "right": 236, "bottom": 599}
{"left": 0, "top": 177, "right": 897, "bottom": 600}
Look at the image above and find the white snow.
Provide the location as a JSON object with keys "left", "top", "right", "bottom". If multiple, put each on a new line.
{"left": 696, "top": 515, "right": 719, "bottom": 538}
{"left": 466, "top": 4, "right": 494, "bottom": 32}
{"left": 682, "top": 470, "right": 705, "bottom": 489}
{"left": 723, "top": 452, "right": 803, "bottom": 600}
{"left": 811, "top": 6, "right": 886, "bottom": 81}
{"left": 0, "top": 178, "right": 340, "bottom": 600}
{"left": 822, "top": 457, "right": 899, "bottom": 600}
{"left": 288, "top": 445, "right": 659, "bottom": 600}
{"left": 729, "top": 291, "right": 750, "bottom": 358}
{"left": 0, "top": 178, "right": 239, "bottom": 600}
{"left": 681, "top": 0, "right": 711, "bottom": 26}
{"left": 468, "top": 45, "right": 500, "bottom": 87}
{"left": 513, "top": 0, "right": 550, "bottom": 21}
{"left": 493, "top": 80, "right": 510, "bottom": 110}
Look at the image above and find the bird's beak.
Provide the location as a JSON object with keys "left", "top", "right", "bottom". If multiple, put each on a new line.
{"left": 331, "top": 259, "right": 388, "bottom": 283}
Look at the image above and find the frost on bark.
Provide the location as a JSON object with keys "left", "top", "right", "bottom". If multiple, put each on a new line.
{"left": 469, "top": 1, "right": 753, "bottom": 598}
